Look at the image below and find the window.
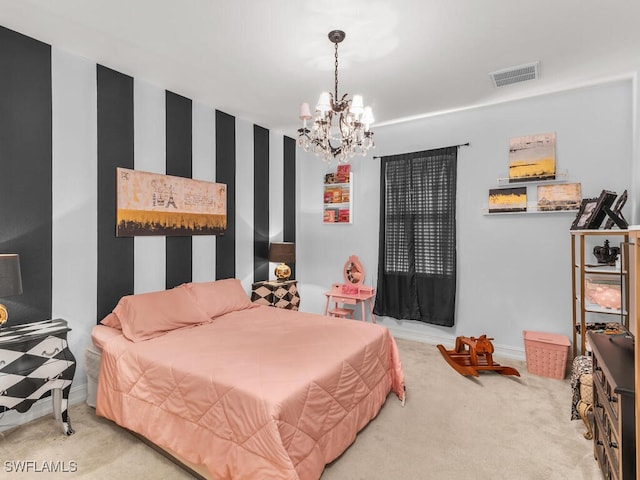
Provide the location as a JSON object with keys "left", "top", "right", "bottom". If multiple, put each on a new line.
{"left": 374, "top": 146, "right": 457, "bottom": 326}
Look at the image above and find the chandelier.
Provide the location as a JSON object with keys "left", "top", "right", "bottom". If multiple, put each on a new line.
{"left": 297, "top": 30, "right": 374, "bottom": 164}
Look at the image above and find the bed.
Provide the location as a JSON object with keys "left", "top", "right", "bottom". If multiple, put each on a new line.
{"left": 92, "top": 279, "right": 405, "bottom": 480}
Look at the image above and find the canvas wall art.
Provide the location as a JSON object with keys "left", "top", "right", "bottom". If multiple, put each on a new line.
{"left": 536, "top": 183, "right": 581, "bottom": 211}
{"left": 116, "top": 167, "right": 227, "bottom": 236}
{"left": 508, "top": 132, "right": 556, "bottom": 182}
{"left": 488, "top": 187, "right": 527, "bottom": 213}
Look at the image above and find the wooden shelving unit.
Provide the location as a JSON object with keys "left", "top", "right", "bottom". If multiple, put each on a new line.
{"left": 570, "top": 229, "right": 629, "bottom": 356}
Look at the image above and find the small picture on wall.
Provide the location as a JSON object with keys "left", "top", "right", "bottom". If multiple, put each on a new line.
{"left": 508, "top": 132, "right": 556, "bottom": 182}
{"left": 488, "top": 187, "right": 527, "bottom": 213}
{"left": 537, "top": 183, "right": 581, "bottom": 211}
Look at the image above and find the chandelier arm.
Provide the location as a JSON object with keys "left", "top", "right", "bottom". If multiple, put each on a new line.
{"left": 310, "top": 139, "right": 342, "bottom": 158}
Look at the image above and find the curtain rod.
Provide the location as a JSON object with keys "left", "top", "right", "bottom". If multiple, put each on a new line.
{"left": 372, "top": 142, "right": 469, "bottom": 160}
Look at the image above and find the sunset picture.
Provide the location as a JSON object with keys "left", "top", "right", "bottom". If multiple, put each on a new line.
{"left": 508, "top": 132, "right": 556, "bottom": 182}
{"left": 488, "top": 187, "right": 527, "bottom": 213}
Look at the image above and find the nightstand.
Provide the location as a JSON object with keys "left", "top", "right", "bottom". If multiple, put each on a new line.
{"left": 251, "top": 280, "right": 300, "bottom": 310}
{"left": 0, "top": 319, "right": 76, "bottom": 435}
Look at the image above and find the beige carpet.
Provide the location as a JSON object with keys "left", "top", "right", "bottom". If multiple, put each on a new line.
{"left": 0, "top": 338, "right": 601, "bottom": 479}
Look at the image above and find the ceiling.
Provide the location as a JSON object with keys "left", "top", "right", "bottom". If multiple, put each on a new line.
{"left": 2, "top": 0, "right": 640, "bottom": 136}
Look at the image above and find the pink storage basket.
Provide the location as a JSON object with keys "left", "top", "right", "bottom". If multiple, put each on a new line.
{"left": 523, "top": 330, "right": 571, "bottom": 379}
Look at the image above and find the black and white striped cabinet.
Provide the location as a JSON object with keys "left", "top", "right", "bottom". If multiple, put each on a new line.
{"left": 0, "top": 319, "right": 76, "bottom": 435}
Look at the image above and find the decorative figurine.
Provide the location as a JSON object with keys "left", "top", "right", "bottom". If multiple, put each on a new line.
{"left": 437, "top": 335, "right": 520, "bottom": 377}
{"left": 593, "top": 240, "right": 619, "bottom": 265}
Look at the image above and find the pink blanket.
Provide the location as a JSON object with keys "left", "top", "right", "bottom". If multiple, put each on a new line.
{"left": 95, "top": 305, "right": 404, "bottom": 479}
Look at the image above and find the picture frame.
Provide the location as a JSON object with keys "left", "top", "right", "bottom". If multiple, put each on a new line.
{"left": 586, "top": 190, "right": 618, "bottom": 229}
{"left": 603, "top": 189, "right": 628, "bottom": 230}
{"left": 570, "top": 197, "right": 598, "bottom": 230}
{"left": 570, "top": 190, "right": 617, "bottom": 230}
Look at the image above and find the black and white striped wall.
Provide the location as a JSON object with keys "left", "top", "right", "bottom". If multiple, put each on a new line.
{"left": 0, "top": 26, "right": 295, "bottom": 399}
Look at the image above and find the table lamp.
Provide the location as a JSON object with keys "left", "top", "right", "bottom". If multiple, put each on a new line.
{"left": 0, "top": 254, "right": 23, "bottom": 328}
{"left": 269, "top": 242, "right": 295, "bottom": 281}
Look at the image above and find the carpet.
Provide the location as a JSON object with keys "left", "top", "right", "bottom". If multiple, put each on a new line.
{"left": 0, "top": 338, "right": 601, "bottom": 479}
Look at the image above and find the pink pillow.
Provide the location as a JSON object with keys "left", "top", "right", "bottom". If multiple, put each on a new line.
{"left": 113, "top": 286, "right": 211, "bottom": 342}
{"left": 184, "top": 278, "right": 254, "bottom": 318}
{"left": 100, "top": 312, "right": 122, "bottom": 330}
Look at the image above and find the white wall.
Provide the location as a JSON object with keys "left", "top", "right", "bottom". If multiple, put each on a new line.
{"left": 297, "top": 80, "right": 634, "bottom": 358}
{"left": 235, "top": 117, "right": 254, "bottom": 291}
{"left": 192, "top": 102, "right": 217, "bottom": 282}
{"left": 133, "top": 79, "right": 166, "bottom": 294}
{"left": 51, "top": 48, "right": 97, "bottom": 401}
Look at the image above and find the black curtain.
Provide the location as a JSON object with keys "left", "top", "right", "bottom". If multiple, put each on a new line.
{"left": 374, "top": 146, "right": 457, "bottom": 326}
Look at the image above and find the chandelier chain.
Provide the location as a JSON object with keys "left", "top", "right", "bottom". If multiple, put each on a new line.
{"left": 334, "top": 41, "right": 339, "bottom": 101}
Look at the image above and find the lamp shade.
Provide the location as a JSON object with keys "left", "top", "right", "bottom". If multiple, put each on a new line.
{"left": 316, "top": 92, "right": 331, "bottom": 113}
{"left": 299, "top": 102, "right": 312, "bottom": 120}
{"left": 0, "top": 254, "right": 22, "bottom": 297}
{"left": 268, "top": 242, "right": 296, "bottom": 264}
{"left": 350, "top": 95, "right": 364, "bottom": 115}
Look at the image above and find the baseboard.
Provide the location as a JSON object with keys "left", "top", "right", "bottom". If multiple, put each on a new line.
{"left": 386, "top": 324, "right": 526, "bottom": 361}
{"left": 0, "top": 383, "right": 87, "bottom": 432}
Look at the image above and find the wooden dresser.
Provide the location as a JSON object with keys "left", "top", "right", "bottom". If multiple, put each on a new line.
{"left": 588, "top": 331, "right": 635, "bottom": 479}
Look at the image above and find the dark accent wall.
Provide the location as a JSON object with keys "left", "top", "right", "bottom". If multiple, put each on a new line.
{"left": 96, "top": 65, "right": 135, "bottom": 320}
{"left": 0, "top": 27, "right": 52, "bottom": 325}
{"left": 0, "top": 25, "right": 295, "bottom": 326}
{"left": 165, "top": 91, "right": 193, "bottom": 288}
{"left": 253, "top": 126, "right": 269, "bottom": 282}
{"left": 283, "top": 136, "right": 296, "bottom": 278}
{"left": 215, "top": 110, "right": 236, "bottom": 280}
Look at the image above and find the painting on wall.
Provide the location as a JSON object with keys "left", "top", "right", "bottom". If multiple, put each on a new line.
{"left": 488, "top": 187, "right": 527, "bottom": 213}
{"left": 508, "top": 132, "right": 556, "bottom": 182}
{"left": 536, "top": 183, "right": 581, "bottom": 211}
{"left": 116, "top": 167, "right": 227, "bottom": 236}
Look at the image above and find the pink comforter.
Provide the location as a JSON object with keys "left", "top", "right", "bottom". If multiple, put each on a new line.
{"left": 95, "top": 305, "right": 404, "bottom": 480}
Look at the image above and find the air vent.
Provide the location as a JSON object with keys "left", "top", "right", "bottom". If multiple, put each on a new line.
{"left": 489, "top": 62, "right": 540, "bottom": 88}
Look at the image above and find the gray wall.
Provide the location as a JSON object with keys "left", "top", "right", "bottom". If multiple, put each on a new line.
{"left": 297, "top": 80, "right": 633, "bottom": 358}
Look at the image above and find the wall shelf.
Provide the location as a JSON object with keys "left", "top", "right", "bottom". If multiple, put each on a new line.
{"left": 323, "top": 169, "right": 353, "bottom": 224}
{"left": 482, "top": 202, "right": 578, "bottom": 215}
{"left": 496, "top": 169, "right": 569, "bottom": 186}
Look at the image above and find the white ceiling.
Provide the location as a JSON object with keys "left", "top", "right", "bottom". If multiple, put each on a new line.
{"left": 2, "top": 0, "right": 640, "bottom": 136}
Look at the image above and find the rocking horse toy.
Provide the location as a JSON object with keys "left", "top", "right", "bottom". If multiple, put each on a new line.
{"left": 437, "top": 335, "right": 520, "bottom": 377}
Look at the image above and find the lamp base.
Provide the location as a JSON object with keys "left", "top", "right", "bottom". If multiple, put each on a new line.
{"left": 0, "top": 303, "right": 7, "bottom": 329}
{"left": 274, "top": 263, "right": 291, "bottom": 281}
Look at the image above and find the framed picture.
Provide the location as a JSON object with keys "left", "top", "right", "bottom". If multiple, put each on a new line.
{"left": 587, "top": 190, "right": 618, "bottom": 229}
{"left": 537, "top": 183, "right": 581, "bottom": 211}
{"left": 570, "top": 190, "right": 617, "bottom": 230}
{"left": 488, "top": 187, "right": 527, "bottom": 213}
{"left": 116, "top": 167, "right": 227, "bottom": 236}
{"left": 603, "top": 190, "right": 628, "bottom": 229}
{"left": 508, "top": 132, "right": 556, "bottom": 182}
{"left": 570, "top": 198, "right": 598, "bottom": 230}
